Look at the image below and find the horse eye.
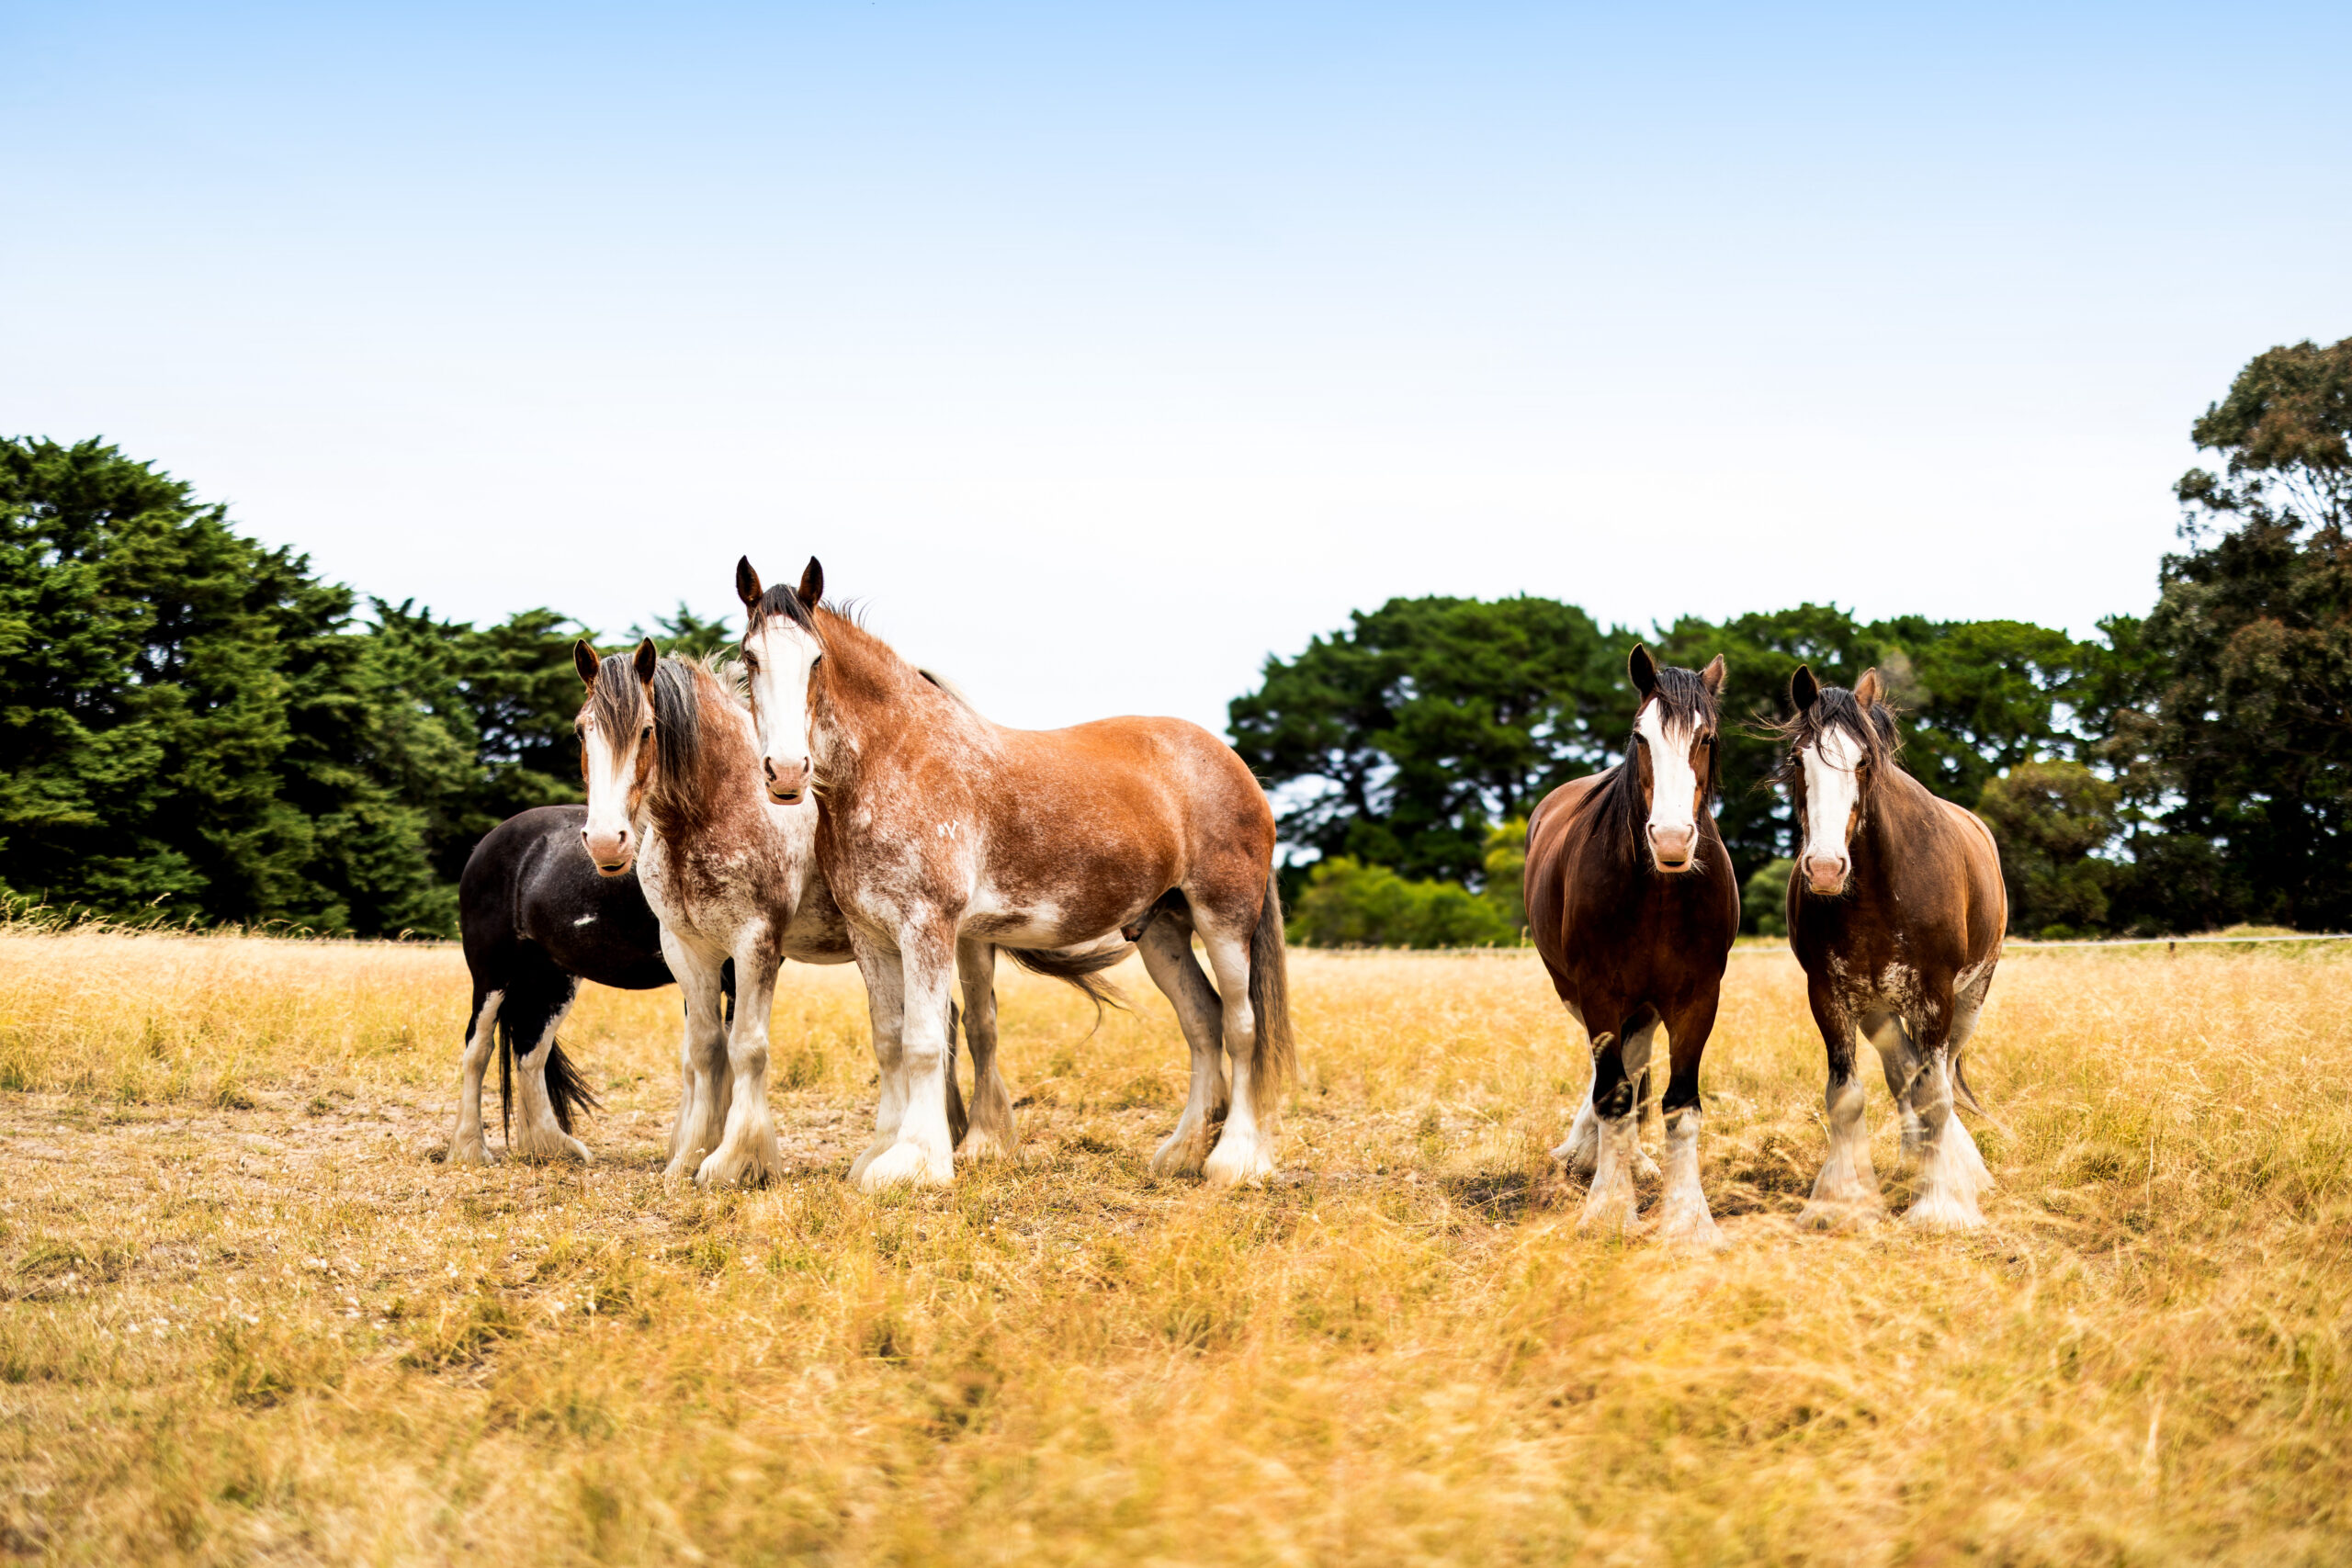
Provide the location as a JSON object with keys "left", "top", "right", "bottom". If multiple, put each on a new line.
{"left": 641, "top": 726, "right": 653, "bottom": 739}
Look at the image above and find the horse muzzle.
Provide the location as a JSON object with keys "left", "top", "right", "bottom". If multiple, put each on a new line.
{"left": 1803, "top": 853, "right": 1849, "bottom": 897}
{"left": 763, "top": 755, "right": 810, "bottom": 806}
{"left": 1647, "top": 824, "right": 1698, "bottom": 874}
{"left": 582, "top": 826, "right": 635, "bottom": 877}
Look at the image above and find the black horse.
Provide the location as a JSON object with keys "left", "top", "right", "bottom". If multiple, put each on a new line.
{"left": 447, "top": 805, "right": 727, "bottom": 1163}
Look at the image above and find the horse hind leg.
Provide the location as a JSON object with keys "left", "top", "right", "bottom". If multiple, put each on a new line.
{"left": 1619, "top": 1011, "right": 1663, "bottom": 1183}
{"left": 1863, "top": 1011, "right": 1926, "bottom": 1165}
{"left": 664, "top": 942, "right": 732, "bottom": 1181}
{"left": 506, "top": 977, "right": 593, "bottom": 1164}
{"left": 696, "top": 946, "right": 787, "bottom": 1190}
{"left": 1905, "top": 1041, "right": 1987, "bottom": 1231}
{"left": 1136, "top": 914, "right": 1228, "bottom": 1179}
{"left": 955, "top": 940, "right": 1018, "bottom": 1164}
{"left": 1198, "top": 897, "right": 1279, "bottom": 1188}
{"left": 447, "top": 985, "right": 503, "bottom": 1167}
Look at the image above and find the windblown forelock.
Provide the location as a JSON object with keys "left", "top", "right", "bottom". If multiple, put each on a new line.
{"left": 752, "top": 584, "right": 825, "bottom": 645}
{"left": 1766, "top": 685, "right": 1899, "bottom": 799}
{"left": 586, "top": 653, "right": 706, "bottom": 815}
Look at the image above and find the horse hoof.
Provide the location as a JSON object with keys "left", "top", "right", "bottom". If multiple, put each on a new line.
{"left": 1150, "top": 1128, "right": 1211, "bottom": 1179}
{"left": 858, "top": 1142, "right": 953, "bottom": 1192}
{"left": 1203, "top": 1134, "right": 1274, "bottom": 1188}
{"left": 955, "top": 1130, "right": 1010, "bottom": 1165}
{"left": 447, "top": 1139, "right": 496, "bottom": 1168}
{"left": 1577, "top": 1185, "right": 1640, "bottom": 1236}
{"left": 1904, "top": 1195, "right": 1985, "bottom": 1232}
{"left": 1794, "top": 1199, "right": 1883, "bottom": 1232}
{"left": 1654, "top": 1204, "right": 1724, "bottom": 1251}
{"left": 1634, "top": 1150, "right": 1663, "bottom": 1184}
{"left": 1549, "top": 1138, "right": 1599, "bottom": 1178}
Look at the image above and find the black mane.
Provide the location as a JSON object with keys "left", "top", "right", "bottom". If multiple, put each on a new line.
{"left": 1766, "top": 683, "right": 1902, "bottom": 798}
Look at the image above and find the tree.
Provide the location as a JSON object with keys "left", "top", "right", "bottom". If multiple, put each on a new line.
{"left": 1977, "top": 761, "right": 2120, "bottom": 936}
{"left": 1284, "top": 857, "right": 1519, "bottom": 948}
{"left": 0, "top": 437, "right": 440, "bottom": 931}
{"left": 2125, "top": 338, "right": 2352, "bottom": 931}
{"left": 630, "top": 603, "right": 735, "bottom": 661}
{"left": 1230, "top": 595, "right": 1620, "bottom": 883}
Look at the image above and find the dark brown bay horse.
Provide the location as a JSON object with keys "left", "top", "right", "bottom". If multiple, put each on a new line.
{"left": 1524, "top": 648, "right": 1739, "bottom": 1243}
{"left": 1775, "top": 666, "right": 2005, "bottom": 1230}
{"left": 734, "top": 557, "right": 1295, "bottom": 1190}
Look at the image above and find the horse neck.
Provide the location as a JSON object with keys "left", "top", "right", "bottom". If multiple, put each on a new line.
{"left": 1845, "top": 764, "right": 1933, "bottom": 886}
{"left": 644, "top": 671, "right": 758, "bottom": 840}
{"left": 808, "top": 613, "right": 960, "bottom": 791}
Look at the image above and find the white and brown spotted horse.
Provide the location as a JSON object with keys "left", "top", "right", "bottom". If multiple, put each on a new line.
{"left": 1524, "top": 647, "right": 1740, "bottom": 1244}
{"left": 1773, "top": 666, "right": 2005, "bottom": 1230}
{"left": 733, "top": 557, "right": 1296, "bottom": 1190}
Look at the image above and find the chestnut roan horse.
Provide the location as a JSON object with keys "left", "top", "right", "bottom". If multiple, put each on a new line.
{"left": 735, "top": 557, "right": 1295, "bottom": 1190}
{"left": 1775, "top": 667, "right": 2004, "bottom": 1230}
{"left": 1524, "top": 647, "right": 1738, "bottom": 1244}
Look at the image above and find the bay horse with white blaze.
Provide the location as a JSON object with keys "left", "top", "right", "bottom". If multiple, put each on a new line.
{"left": 734, "top": 557, "right": 1295, "bottom": 1190}
{"left": 1774, "top": 666, "right": 2005, "bottom": 1230}
{"left": 1524, "top": 647, "right": 1739, "bottom": 1243}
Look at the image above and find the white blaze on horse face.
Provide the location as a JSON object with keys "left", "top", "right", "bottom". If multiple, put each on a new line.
{"left": 1799, "top": 727, "right": 1864, "bottom": 894}
{"left": 1636, "top": 700, "right": 1701, "bottom": 872}
{"left": 579, "top": 718, "right": 640, "bottom": 875}
{"left": 743, "top": 615, "right": 823, "bottom": 804}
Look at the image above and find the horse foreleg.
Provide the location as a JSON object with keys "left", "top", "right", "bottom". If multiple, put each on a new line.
{"left": 1654, "top": 996, "right": 1724, "bottom": 1249}
{"left": 848, "top": 938, "right": 908, "bottom": 1185}
{"left": 447, "top": 987, "right": 503, "bottom": 1167}
{"left": 1137, "top": 915, "right": 1228, "bottom": 1178}
{"left": 956, "top": 940, "right": 1017, "bottom": 1163}
{"left": 696, "top": 942, "right": 786, "bottom": 1189}
{"left": 1798, "top": 987, "right": 1882, "bottom": 1229}
{"left": 859, "top": 920, "right": 959, "bottom": 1191}
{"left": 1905, "top": 1010, "right": 1987, "bottom": 1231}
{"left": 664, "top": 939, "right": 732, "bottom": 1180}
{"left": 1577, "top": 1030, "right": 1641, "bottom": 1235}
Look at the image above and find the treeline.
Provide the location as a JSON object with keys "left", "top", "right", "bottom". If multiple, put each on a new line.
{"left": 1245, "top": 339, "right": 2351, "bottom": 942}
{"left": 0, "top": 436, "right": 729, "bottom": 936}
{"left": 5, "top": 340, "right": 2346, "bottom": 942}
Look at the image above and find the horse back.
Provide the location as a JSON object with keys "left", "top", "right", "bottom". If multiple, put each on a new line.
{"left": 462, "top": 806, "right": 673, "bottom": 990}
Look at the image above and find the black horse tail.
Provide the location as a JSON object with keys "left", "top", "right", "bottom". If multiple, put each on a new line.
{"left": 1246, "top": 870, "right": 1296, "bottom": 1120}
{"left": 1007, "top": 944, "right": 1130, "bottom": 1023}
{"left": 496, "top": 1017, "right": 602, "bottom": 1145}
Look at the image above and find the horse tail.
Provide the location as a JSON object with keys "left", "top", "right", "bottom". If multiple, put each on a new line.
{"left": 1951, "top": 1052, "right": 1985, "bottom": 1117}
{"left": 945, "top": 1000, "right": 969, "bottom": 1149}
{"left": 495, "top": 1009, "right": 601, "bottom": 1145}
{"left": 1006, "top": 944, "right": 1129, "bottom": 1023}
{"left": 1247, "top": 869, "right": 1296, "bottom": 1120}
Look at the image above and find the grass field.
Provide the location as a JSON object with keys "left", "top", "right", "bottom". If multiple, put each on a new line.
{"left": 2, "top": 929, "right": 2348, "bottom": 1564}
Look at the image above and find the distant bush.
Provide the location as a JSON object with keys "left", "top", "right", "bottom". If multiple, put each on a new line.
{"left": 1285, "top": 857, "right": 1519, "bottom": 949}
{"left": 1742, "top": 859, "right": 1794, "bottom": 937}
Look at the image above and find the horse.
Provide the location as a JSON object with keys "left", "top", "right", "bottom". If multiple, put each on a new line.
{"left": 572, "top": 638, "right": 1120, "bottom": 1184}
{"left": 732, "top": 556, "right": 1294, "bottom": 1191}
{"left": 1523, "top": 646, "right": 1739, "bottom": 1243}
{"left": 447, "top": 804, "right": 696, "bottom": 1165}
{"left": 1772, "top": 665, "right": 2005, "bottom": 1230}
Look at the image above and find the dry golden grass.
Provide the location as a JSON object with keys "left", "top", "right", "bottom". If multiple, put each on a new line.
{"left": 2, "top": 930, "right": 2348, "bottom": 1564}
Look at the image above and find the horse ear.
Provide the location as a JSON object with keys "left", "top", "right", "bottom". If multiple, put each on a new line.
{"left": 736, "top": 556, "right": 764, "bottom": 610}
{"left": 1854, "top": 668, "right": 1883, "bottom": 708}
{"left": 573, "top": 640, "right": 600, "bottom": 687}
{"left": 633, "top": 637, "right": 659, "bottom": 683}
{"left": 798, "top": 557, "right": 824, "bottom": 608}
{"left": 1701, "top": 654, "right": 1727, "bottom": 695}
{"left": 1628, "top": 644, "right": 1658, "bottom": 700}
{"left": 1790, "top": 664, "right": 1820, "bottom": 713}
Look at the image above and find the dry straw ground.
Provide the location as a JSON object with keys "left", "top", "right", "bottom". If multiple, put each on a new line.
{"left": 1, "top": 929, "right": 2347, "bottom": 1564}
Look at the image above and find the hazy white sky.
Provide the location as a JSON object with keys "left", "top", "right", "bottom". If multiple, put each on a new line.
{"left": 7, "top": 3, "right": 2349, "bottom": 733}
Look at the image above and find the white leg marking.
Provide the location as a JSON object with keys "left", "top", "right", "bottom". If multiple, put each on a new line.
{"left": 1577, "top": 1112, "right": 1642, "bottom": 1235}
{"left": 1866, "top": 1014, "right": 1925, "bottom": 1165}
{"left": 664, "top": 953, "right": 732, "bottom": 1181}
{"left": 849, "top": 949, "right": 909, "bottom": 1184}
{"left": 510, "top": 1005, "right": 592, "bottom": 1164}
{"left": 1552, "top": 1074, "right": 1600, "bottom": 1175}
{"left": 956, "top": 942, "right": 1018, "bottom": 1164}
{"left": 447, "top": 990, "right": 503, "bottom": 1167}
{"left": 1199, "top": 924, "right": 1275, "bottom": 1187}
{"left": 1905, "top": 1055, "right": 1986, "bottom": 1231}
{"left": 1653, "top": 1105, "right": 1722, "bottom": 1248}
{"left": 1797, "top": 1077, "right": 1883, "bottom": 1229}
{"left": 696, "top": 953, "right": 786, "bottom": 1189}
{"left": 859, "top": 933, "right": 958, "bottom": 1191}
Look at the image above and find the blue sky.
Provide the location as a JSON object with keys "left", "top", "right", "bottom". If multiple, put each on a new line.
{"left": 7, "top": 3, "right": 2349, "bottom": 732}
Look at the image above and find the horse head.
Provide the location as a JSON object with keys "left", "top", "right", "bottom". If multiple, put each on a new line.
{"left": 572, "top": 637, "right": 662, "bottom": 875}
{"left": 1627, "top": 645, "right": 1727, "bottom": 874}
{"left": 735, "top": 555, "right": 827, "bottom": 806}
{"left": 1780, "top": 665, "right": 1894, "bottom": 897}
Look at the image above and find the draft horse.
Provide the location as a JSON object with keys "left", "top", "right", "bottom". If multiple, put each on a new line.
{"left": 574, "top": 639, "right": 857, "bottom": 1184}
{"left": 447, "top": 805, "right": 693, "bottom": 1164}
{"left": 1774, "top": 666, "right": 2005, "bottom": 1230}
{"left": 1524, "top": 647, "right": 1739, "bottom": 1243}
{"left": 734, "top": 556, "right": 1295, "bottom": 1190}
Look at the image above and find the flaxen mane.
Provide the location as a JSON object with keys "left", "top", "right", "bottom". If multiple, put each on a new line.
{"left": 587, "top": 652, "right": 706, "bottom": 818}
